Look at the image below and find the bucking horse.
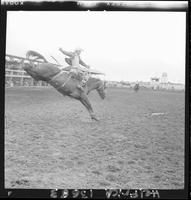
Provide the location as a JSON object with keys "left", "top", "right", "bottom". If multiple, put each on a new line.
{"left": 23, "top": 50, "right": 106, "bottom": 121}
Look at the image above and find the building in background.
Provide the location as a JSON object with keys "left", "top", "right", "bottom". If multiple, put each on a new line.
{"left": 150, "top": 77, "right": 160, "bottom": 90}
{"left": 5, "top": 54, "right": 49, "bottom": 87}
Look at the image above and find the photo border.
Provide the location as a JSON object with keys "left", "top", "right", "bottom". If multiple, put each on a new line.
{"left": 0, "top": 1, "right": 189, "bottom": 199}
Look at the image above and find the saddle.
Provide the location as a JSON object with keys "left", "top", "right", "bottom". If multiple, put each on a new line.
{"left": 63, "top": 65, "right": 86, "bottom": 81}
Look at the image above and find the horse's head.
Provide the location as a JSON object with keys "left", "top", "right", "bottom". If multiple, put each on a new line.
{"left": 96, "top": 80, "right": 106, "bottom": 99}
{"left": 87, "top": 77, "right": 106, "bottom": 99}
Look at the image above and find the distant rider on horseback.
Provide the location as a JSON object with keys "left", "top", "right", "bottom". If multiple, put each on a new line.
{"left": 59, "top": 47, "right": 90, "bottom": 92}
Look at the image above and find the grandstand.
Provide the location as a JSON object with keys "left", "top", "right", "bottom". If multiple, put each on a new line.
{"left": 5, "top": 54, "right": 50, "bottom": 87}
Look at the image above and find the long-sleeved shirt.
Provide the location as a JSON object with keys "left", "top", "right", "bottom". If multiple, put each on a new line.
{"left": 59, "top": 49, "right": 89, "bottom": 69}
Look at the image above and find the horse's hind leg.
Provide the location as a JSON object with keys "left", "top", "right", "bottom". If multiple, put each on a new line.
{"left": 79, "top": 93, "right": 99, "bottom": 121}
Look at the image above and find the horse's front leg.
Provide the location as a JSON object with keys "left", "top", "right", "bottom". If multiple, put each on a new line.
{"left": 86, "top": 90, "right": 90, "bottom": 95}
{"left": 79, "top": 93, "right": 99, "bottom": 121}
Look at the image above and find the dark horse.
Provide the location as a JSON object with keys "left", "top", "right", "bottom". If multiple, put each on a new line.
{"left": 23, "top": 51, "right": 106, "bottom": 121}
{"left": 134, "top": 83, "right": 140, "bottom": 92}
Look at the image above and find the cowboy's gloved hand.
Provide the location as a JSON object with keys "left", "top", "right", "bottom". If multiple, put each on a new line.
{"left": 59, "top": 48, "right": 63, "bottom": 51}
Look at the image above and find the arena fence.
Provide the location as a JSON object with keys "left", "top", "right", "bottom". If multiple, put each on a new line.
{"left": 5, "top": 54, "right": 185, "bottom": 91}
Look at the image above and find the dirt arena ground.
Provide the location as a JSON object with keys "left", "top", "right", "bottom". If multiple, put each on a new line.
{"left": 5, "top": 87, "right": 184, "bottom": 189}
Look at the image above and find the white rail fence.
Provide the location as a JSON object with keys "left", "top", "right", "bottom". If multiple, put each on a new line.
{"left": 5, "top": 54, "right": 53, "bottom": 87}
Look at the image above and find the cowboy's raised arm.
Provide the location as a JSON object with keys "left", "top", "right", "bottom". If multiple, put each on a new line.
{"left": 79, "top": 58, "right": 90, "bottom": 69}
{"left": 59, "top": 48, "right": 73, "bottom": 57}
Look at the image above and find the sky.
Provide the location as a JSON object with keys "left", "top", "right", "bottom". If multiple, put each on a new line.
{"left": 6, "top": 11, "right": 186, "bottom": 83}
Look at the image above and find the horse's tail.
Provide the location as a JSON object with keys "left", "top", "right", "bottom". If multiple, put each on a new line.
{"left": 26, "top": 50, "right": 48, "bottom": 63}
{"left": 22, "top": 50, "right": 47, "bottom": 71}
